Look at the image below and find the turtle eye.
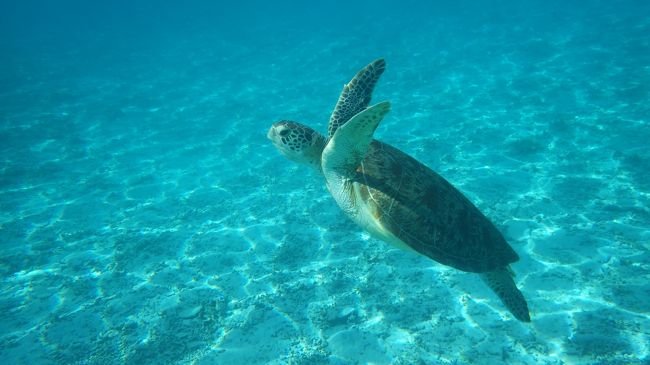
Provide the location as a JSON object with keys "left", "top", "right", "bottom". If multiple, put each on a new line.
{"left": 279, "top": 129, "right": 290, "bottom": 137}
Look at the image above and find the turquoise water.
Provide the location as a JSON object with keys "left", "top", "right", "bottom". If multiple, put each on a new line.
{"left": 1, "top": 1, "right": 649, "bottom": 364}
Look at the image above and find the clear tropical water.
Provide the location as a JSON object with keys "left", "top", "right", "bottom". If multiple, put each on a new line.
{"left": 1, "top": 1, "right": 649, "bottom": 364}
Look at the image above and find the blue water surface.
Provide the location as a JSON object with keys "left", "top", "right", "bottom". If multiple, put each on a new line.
{"left": 1, "top": 1, "right": 649, "bottom": 364}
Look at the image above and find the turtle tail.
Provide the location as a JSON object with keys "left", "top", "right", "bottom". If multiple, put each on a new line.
{"left": 479, "top": 266, "right": 531, "bottom": 322}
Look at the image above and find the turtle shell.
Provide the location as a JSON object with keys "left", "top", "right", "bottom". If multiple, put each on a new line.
{"left": 353, "top": 140, "right": 519, "bottom": 273}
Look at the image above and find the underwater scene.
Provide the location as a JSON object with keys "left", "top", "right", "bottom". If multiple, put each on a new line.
{"left": 1, "top": 0, "right": 649, "bottom": 364}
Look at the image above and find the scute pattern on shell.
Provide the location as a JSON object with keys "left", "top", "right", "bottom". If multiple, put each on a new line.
{"left": 353, "top": 140, "right": 519, "bottom": 273}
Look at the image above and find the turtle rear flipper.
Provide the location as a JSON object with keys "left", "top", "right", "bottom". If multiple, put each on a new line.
{"left": 480, "top": 267, "right": 531, "bottom": 322}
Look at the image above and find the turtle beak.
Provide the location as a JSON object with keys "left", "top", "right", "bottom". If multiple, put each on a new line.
{"left": 267, "top": 125, "right": 282, "bottom": 150}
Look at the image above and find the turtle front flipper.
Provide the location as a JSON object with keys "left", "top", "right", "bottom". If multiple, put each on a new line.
{"left": 328, "top": 59, "right": 386, "bottom": 138}
{"left": 322, "top": 101, "right": 391, "bottom": 178}
{"left": 480, "top": 267, "right": 531, "bottom": 322}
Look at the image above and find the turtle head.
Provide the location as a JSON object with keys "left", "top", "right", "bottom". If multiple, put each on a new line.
{"left": 267, "top": 121, "right": 327, "bottom": 170}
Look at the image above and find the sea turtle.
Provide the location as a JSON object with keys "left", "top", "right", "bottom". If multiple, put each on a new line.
{"left": 267, "top": 59, "right": 530, "bottom": 322}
